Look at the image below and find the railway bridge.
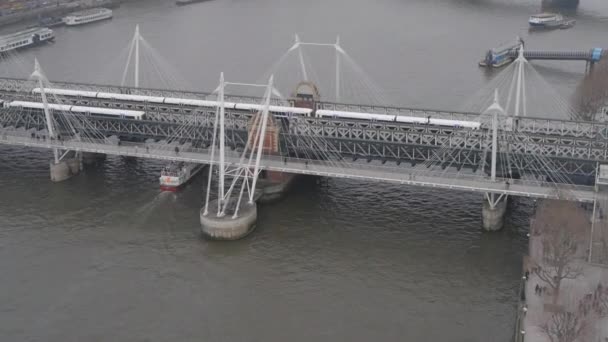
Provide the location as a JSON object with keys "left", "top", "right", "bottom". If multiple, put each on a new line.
{"left": 0, "top": 70, "right": 607, "bottom": 240}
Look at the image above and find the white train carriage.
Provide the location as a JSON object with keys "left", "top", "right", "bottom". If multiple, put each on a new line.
{"left": 428, "top": 118, "right": 480, "bottom": 129}
{"left": 95, "top": 92, "right": 166, "bottom": 104}
{"left": 5, "top": 100, "right": 146, "bottom": 120}
{"left": 29, "top": 88, "right": 480, "bottom": 129}
{"left": 316, "top": 109, "right": 395, "bottom": 122}
{"left": 32, "top": 88, "right": 314, "bottom": 116}
{"left": 316, "top": 109, "right": 480, "bottom": 129}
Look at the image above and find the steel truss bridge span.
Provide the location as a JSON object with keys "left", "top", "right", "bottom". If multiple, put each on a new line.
{"left": 0, "top": 102, "right": 605, "bottom": 179}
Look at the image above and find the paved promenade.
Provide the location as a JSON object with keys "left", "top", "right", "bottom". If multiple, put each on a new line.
{"left": 519, "top": 203, "right": 608, "bottom": 342}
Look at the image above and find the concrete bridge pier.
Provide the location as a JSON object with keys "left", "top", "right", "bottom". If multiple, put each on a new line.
{"left": 200, "top": 200, "right": 257, "bottom": 240}
{"left": 49, "top": 155, "right": 81, "bottom": 182}
{"left": 482, "top": 193, "right": 507, "bottom": 231}
{"left": 257, "top": 171, "right": 297, "bottom": 203}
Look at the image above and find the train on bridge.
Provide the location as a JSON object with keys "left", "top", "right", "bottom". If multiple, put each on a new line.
{"left": 12, "top": 87, "right": 482, "bottom": 129}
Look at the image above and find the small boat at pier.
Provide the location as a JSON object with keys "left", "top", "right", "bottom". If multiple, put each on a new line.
{"left": 0, "top": 27, "right": 55, "bottom": 54}
{"left": 176, "top": 0, "right": 213, "bottom": 6}
{"left": 63, "top": 8, "right": 113, "bottom": 26}
{"left": 479, "top": 37, "right": 524, "bottom": 68}
{"left": 159, "top": 162, "right": 205, "bottom": 192}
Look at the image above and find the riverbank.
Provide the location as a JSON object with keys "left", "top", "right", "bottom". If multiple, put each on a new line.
{"left": 516, "top": 200, "right": 608, "bottom": 342}
{"left": 0, "top": 0, "right": 120, "bottom": 30}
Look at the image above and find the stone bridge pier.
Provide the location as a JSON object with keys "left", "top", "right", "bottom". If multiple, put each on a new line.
{"left": 482, "top": 193, "right": 507, "bottom": 231}
{"left": 50, "top": 151, "right": 82, "bottom": 182}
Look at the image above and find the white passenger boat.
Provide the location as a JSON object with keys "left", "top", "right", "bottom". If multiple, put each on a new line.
{"left": 159, "top": 162, "right": 205, "bottom": 192}
{"left": 0, "top": 27, "right": 54, "bottom": 54}
{"left": 528, "top": 13, "right": 564, "bottom": 28}
{"left": 63, "top": 8, "right": 113, "bottom": 26}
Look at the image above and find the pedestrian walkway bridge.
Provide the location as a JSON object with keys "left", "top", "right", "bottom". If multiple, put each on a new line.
{"left": 0, "top": 131, "right": 599, "bottom": 203}
{"left": 506, "top": 48, "right": 605, "bottom": 63}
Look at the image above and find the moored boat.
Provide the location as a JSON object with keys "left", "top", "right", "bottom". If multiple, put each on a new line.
{"left": 0, "top": 27, "right": 55, "bottom": 54}
{"left": 479, "top": 37, "right": 524, "bottom": 68}
{"left": 63, "top": 8, "right": 113, "bottom": 26}
{"left": 528, "top": 12, "right": 574, "bottom": 30}
{"left": 176, "top": 0, "right": 213, "bottom": 6}
{"left": 159, "top": 162, "right": 205, "bottom": 191}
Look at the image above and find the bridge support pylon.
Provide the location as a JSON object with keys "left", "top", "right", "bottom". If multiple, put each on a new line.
{"left": 49, "top": 154, "right": 81, "bottom": 182}
{"left": 482, "top": 193, "right": 507, "bottom": 231}
{"left": 248, "top": 107, "right": 298, "bottom": 203}
{"left": 257, "top": 171, "right": 297, "bottom": 203}
{"left": 200, "top": 199, "right": 257, "bottom": 240}
{"left": 200, "top": 73, "right": 279, "bottom": 240}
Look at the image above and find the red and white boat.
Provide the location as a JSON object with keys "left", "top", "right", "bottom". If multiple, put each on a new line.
{"left": 159, "top": 162, "right": 205, "bottom": 192}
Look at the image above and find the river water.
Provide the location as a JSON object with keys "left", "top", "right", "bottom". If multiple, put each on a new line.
{"left": 0, "top": 0, "right": 606, "bottom": 341}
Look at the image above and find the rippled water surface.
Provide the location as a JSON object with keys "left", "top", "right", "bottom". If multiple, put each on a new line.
{"left": 1, "top": 0, "right": 606, "bottom": 340}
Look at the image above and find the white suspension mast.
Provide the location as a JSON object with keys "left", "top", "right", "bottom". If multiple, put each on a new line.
{"left": 134, "top": 24, "right": 140, "bottom": 89}
{"left": 485, "top": 89, "right": 504, "bottom": 183}
{"left": 335, "top": 35, "right": 341, "bottom": 102}
{"left": 248, "top": 75, "right": 274, "bottom": 204}
{"left": 520, "top": 52, "right": 527, "bottom": 118}
{"left": 203, "top": 85, "right": 222, "bottom": 216}
{"left": 32, "top": 59, "right": 59, "bottom": 163}
{"left": 217, "top": 72, "right": 226, "bottom": 216}
{"left": 514, "top": 44, "right": 525, "bottom": 117}
{"left": 295, "top": 34, "right": 308, "bottom": 81}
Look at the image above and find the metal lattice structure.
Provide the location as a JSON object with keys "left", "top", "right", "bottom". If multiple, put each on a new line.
{"left": 0, "top": 76, "right": 607, "bottom": 196}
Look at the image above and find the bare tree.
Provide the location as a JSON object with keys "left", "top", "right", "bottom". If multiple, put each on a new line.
{"left": 597, "top": 284, "right": 608, "bottom": 317}
{"left": 573, "top": 60, "right": 608, "bottom": 120}
{"left": 532, "top": 201, "right": 589, "bottom": 302}
{"left": 540, "top": 311, "right": 586, "bottom": 342}
{"left": 598, "top": 217, "right": 608, "bottom": 265}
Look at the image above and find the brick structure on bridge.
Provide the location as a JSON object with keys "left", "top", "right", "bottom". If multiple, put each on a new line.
{"left": 247, "top": 112, "right": 280, "bottom": 155}
{"left": 246, "top": 111, "right": 290, "bottom": 184}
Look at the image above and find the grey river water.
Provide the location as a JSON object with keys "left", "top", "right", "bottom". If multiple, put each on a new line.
{"left": 0, "top": 0, "right": 607, "bottom": 341}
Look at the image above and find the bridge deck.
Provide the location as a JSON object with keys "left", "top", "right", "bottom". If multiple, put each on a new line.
{"left": 0, "top": 131, "right": 598, "bottom": 202}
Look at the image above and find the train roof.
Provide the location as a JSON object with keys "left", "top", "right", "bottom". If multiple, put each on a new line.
{"left": 34, "top": 88, "right": 313, "bottom": 115}
{"left": 8, "top": 101, "right": 145, "bottom": 118}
